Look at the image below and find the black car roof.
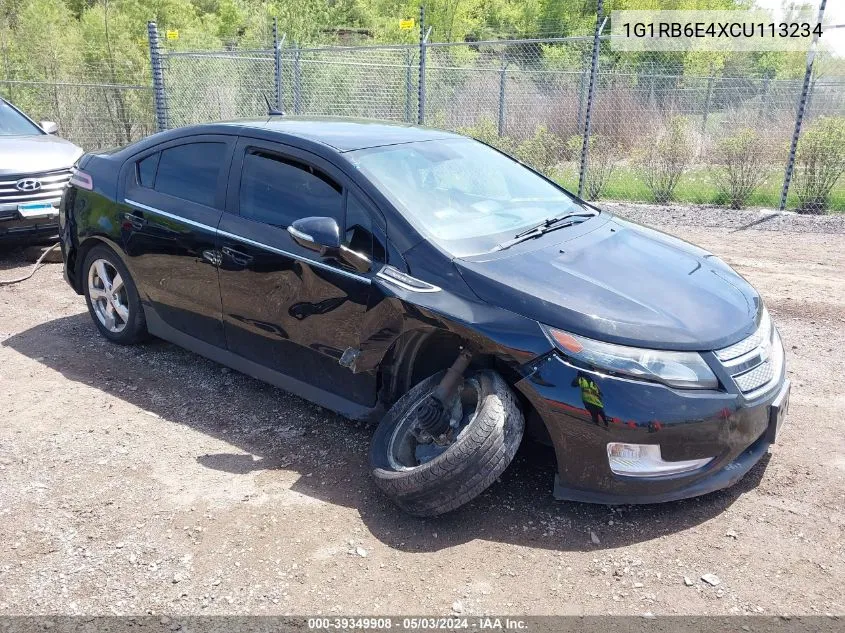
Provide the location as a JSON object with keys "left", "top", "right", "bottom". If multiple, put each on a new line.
{"left": 216, "top": 116, "right": 462, "bottom": 152}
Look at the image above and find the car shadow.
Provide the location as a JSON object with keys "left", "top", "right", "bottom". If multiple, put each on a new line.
{"left": 3, "top": 312, "right": 770, "bottom": 553}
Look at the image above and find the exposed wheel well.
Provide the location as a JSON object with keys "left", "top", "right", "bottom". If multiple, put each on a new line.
{"left": 377, "top": 329, "right": 539, "bottom": 429}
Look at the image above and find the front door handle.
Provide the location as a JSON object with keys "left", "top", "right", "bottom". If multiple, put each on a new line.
{"left": 201, "top": 249, "right": 222, "bottom": 266}
{"left": 123, "top": 212, "right": 146, "bottom": 230}
{"left": 222, "top": 245, "right": 253, "bottom": 266}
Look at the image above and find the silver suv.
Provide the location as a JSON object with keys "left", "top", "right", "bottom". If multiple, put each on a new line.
{"left": 0, "top": 98, "right": 83, "bottom": 242}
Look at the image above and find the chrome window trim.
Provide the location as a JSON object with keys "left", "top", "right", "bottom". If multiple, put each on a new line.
{"left": 216, "top": 229, "right": 370, "bottom": 284}
{"left": 126, "top": 198, "right": 214, "bottom": 232}
{"left": 125, "top": 198, "right": 370, "bottom": 285}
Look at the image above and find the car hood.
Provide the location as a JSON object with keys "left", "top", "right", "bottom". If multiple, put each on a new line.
{"left": 455, "top": 217, "right": 761, "bottom": 351}
{"left": 0, "top": 135, "right": 83, "bottom": 175}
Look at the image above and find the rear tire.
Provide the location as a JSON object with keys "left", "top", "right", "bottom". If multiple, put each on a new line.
{"left": 82, "top": 244, "right": 147, "bottom": 345}
{"left": 369, "top": 370, "right": 524, "bottom": 517}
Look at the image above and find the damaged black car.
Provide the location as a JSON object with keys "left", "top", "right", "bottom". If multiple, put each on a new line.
{"left": 59, "top": 117, "right": 790, "bottom": 516}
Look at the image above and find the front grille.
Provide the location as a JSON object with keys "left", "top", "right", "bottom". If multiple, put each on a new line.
{"left": 0, "top": 168, "right": 72, "bottom": 206}
{"left": 715, "top": 310, "right": 783, "bottom": 396}
{"left": 714, "top": 327, "right": 767, "bottom": 361}
{"left": 733, "top": 359, "right": 776, "bottom": 393}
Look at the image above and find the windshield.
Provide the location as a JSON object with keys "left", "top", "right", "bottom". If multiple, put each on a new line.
{"left": 0, "top": 100, "right": 43, "bottom": 136}
{"left": 349, "top": 138, "right": 590, "bottom": 257}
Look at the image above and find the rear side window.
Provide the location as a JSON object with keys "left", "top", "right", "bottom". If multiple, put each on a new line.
{"left": 239, "top": 149, "right": 342, "bottom": 227}
{"left": 154, "top": 142, "right": 226, "bottom": 207}
{"left": 137, "top": 152, "right": 160, "bottom": 188}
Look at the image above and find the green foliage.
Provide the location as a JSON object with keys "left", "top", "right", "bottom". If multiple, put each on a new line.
{"left": 514, "top": 125, "right": 562, "bottom": 173}
{"left": 456, "top": 116, "right": 514, "bottom": 153}
{"left": 455, "top": 120, "right": 566, "bottom": 178}
{"left": 713, "top": 128, "right": 768, "bottom": 210}
{"left": 637, "top": 116, "right": 694, "bottom": 204}
{"left": 793, "top": 117, "right": 845, "bottom": 215}
{"left": 566, "top": 134, "right": 619, "bottom": 201}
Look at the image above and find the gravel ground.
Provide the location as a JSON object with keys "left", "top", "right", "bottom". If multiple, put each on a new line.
{"left": 0, "top": 205, "right": 843, "bottom": 617}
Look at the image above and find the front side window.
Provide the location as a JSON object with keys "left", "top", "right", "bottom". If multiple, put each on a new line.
{"left": 349, "top": 138, "right": 589, "bottom": 257}
{"left": 239, "top": 150, "right": 342, "bottom": 227}
{"left": 0, "top": 100, "right": 43, "bottom": 136}
{"left": 154, "top": 142, "right": 226, "bottom": 207}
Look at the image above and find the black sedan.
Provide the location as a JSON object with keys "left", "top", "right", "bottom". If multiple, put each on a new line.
{"left": 59, "top": 117, "right": 789, "bottom": 516}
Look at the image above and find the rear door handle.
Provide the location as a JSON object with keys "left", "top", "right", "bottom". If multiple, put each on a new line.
{"left": 123, "top": 212, "right": 146, "bottom": 229}
{"left": 222, "top": 245, "right": 253, "bottom": 266}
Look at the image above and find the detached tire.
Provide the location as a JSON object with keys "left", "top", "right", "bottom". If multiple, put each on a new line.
{"left": 369, "top": 370, "right": 524, "bottom": 517}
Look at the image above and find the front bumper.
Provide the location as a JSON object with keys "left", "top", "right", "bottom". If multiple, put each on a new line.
{"left": 0, "top": 201, "right": 60, "bottom": 242}
{"left": 516, "top": 352, "right": 787, "bottom": 504}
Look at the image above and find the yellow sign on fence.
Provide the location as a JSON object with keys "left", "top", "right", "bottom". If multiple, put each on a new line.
{"left": 165, "top": 29, "right": 179, "bottom": 40}
{"left": 399, "top": 18, "right": 415, "bottom": 30}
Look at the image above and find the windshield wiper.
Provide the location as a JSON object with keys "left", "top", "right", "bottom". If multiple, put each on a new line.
{"left": 492, "top": 211, "right": 597, "bottom": 252}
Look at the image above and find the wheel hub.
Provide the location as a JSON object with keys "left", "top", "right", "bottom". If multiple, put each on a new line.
{"left": 388, "top": 381, "right": 477, "bottom": 471}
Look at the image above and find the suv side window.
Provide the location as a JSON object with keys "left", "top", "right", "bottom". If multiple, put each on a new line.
{"left": 239, "top": 149, "right": 342, "bottom": 227}
{"left": 154, "top": 142, "right": 226, "bottom": 207}
{"left": 137, "top": 152, "right": 160, "bottom": 188}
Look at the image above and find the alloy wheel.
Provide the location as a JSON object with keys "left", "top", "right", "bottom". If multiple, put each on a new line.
{"left": 87, "top": 258, "right": 129, "bottom": 333}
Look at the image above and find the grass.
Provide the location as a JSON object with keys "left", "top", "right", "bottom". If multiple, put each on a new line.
{"left": 553, "top": 163, "right": 845, "bottom": 213}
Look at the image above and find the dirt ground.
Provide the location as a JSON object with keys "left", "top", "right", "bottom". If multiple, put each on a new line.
{"left": 1, "top": 213, "right": 843, "bottom": 617}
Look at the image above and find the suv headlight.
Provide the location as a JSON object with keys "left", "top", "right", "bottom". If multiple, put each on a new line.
{"left": 543, "top": 326, "right": 718, "bottom": 390}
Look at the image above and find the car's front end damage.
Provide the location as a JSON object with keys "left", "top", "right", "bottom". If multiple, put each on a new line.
{"left": 515, "top": 310, "right": 788, "bottom": 503}
{"left": 360, "top": 225, "right": 789, "bottom": 507}
{"left": 345, "top": 131, "right": 791, "bottom": 510}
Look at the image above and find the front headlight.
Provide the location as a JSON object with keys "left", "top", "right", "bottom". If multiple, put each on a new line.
{"left": 543, "top": 326, "right": 719, "bottom": 390}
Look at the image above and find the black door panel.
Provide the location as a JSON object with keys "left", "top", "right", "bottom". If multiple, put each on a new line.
{"left": 123, "top": 199, "right": 224, "bottom": 346}
{"left": 216, "top": 213, "right": 375, "bottom": 405}
{"left": 121, "top": 135, "right": 235, "bottom": 348}
{"left": 217, "top": 137, "right": 382, "bottom": 406}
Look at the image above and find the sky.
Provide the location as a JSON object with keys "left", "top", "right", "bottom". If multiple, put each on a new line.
{"left": 753, "top": 0, "right": 845, "bottom": 57}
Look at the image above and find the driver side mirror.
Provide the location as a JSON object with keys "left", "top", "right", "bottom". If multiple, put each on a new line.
{"left": 287, "top": 216, "right": 341, "bottom": 255}
{"left": 40, "top": 121, "right": 59, "bottom": 135}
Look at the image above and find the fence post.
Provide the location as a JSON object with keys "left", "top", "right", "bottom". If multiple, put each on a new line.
{"left": 293, "top": 46, "right": 302, "bottom": 115}
{"left": 147, "top": 21, "right": 168, "bottom": 132}
{"left": 405, "top": 48, "right": 413, "bottom": 123}
{"left": 498, "top": 49, "right": 507, "bottom": 137}
{"left": 779, "top": 0, "right": 826, "bottom": 211}
{"left": 805, "top": 77, "right": 816, "bottom": 119}
{"left": 417, "top": 5, "right": 426, "bottom": 125}
{"left": 578, "top": 0, "right": 605, "bottom": 199}
{"left": 272, "top": 17, "right": 284, "bottom": 113}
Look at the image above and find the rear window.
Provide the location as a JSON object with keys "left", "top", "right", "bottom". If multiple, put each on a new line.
{"left": 137, "top": 152, "right": 160, "bottom": 188}
{"left": 154, "top": 142, "right": 226, "bottom": 207}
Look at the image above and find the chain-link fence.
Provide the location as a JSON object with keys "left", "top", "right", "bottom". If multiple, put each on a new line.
{"left": 150, "top": 19, "right": 845, "bottom": 214}
{"left": 0, "top": 79, "right": 155, "bottom": 151}
{"left": 162, "top": 50, "right": 275, "bottom": 128}
{"left": 7, "top": 17, "right": 838, "bottom": 214}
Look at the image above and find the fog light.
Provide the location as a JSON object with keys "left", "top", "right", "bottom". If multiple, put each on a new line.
{"left": 607, "top": 443, "right": 713, "bottom": 477}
